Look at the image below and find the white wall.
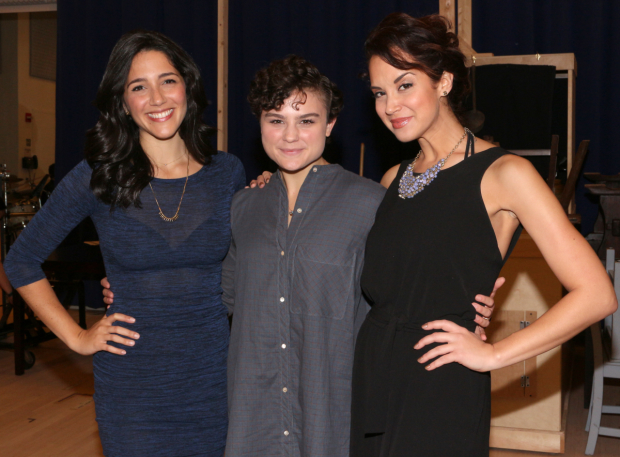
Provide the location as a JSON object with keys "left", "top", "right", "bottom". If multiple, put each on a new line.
{"left": 17, "top": 12, "right": 56, "bottom": 182}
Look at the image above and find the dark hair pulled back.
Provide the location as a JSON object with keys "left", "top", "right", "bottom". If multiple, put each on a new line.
{"left": 85, "top": 29, "right": 216, "bottom": 210}
{"left": 365, "top": 13, "right": 471, "bottom": 122}
{"left": 247, "top": 55, "right": 343, "bottom": 122}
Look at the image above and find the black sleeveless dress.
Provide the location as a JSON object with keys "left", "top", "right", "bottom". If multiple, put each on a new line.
{"left": 350, "top": 146, "right": 521, "bottom": 457}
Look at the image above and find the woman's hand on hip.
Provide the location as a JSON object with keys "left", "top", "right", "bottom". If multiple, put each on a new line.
{"left": 69, "top": 313, "right": 139, "bottom": 356}
{"left": 414, "top": 320, "right": 498, "bottom": 372}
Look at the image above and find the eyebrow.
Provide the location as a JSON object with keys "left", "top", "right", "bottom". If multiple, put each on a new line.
{"left": 126, "top": 72, "right": 179, "bottom": 88}
{"left": 264, "top": 112, "right": 320, "bottom": 119}
{"left": 393, "top": 71, "right": 415, "bottom": 84}
{"left": 370, "top": 71, "right": 416, "bottom": 90}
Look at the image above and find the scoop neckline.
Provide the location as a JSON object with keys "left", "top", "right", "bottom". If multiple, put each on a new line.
{"left": 150, "top": 164, "right": 206, "bottom": 182}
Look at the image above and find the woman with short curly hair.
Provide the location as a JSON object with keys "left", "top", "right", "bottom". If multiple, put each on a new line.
{"left": 222, "top": 54, "right": 387, "bottom": 456}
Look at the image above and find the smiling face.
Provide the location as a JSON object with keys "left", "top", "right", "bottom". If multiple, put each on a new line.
{"left": 260, "top": 90, "right": 336, "bottom": 174}
{"left": 368, "top": 55, "right": 452, "bottom": 143}
{"left": 123, "top": 50, "right": 187, "bottom": 144}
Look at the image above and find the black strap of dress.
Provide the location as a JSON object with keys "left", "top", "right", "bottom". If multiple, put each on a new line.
{"left": 464, "top": 129, "right": 475, "bottom": 159}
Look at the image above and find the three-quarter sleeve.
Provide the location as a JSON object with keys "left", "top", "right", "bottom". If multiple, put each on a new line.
{"left": 4, "top": 160, "right": 99, "bottom": 289}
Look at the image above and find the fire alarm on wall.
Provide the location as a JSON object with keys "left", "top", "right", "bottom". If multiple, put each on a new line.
{"left": 25, "top": 113, "right": 32, "bottom": 123}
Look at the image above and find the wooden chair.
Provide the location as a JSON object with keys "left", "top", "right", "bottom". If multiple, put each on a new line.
{"left": 585, "top": 248, "right": 620, "bottom": 454}
{"left": 559, "top": 139, "right": 590, "bottom": 216}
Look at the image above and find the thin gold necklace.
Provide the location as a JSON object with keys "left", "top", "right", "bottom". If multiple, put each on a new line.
{"left": 148, "top": 154, "right": 189, "bottom": 222}
{"left": 149, "top": 151, "right": 186, "bottom": 168}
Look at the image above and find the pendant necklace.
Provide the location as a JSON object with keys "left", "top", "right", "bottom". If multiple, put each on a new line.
{"left": 149, "top": 153, "right": 189, "bottom": 222}
{"left": 398, "top": 128, "right": 472, "bottom": 199}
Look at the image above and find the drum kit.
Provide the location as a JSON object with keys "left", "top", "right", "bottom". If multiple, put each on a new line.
{"left": 1, "top": 163, "right": 43, "bottom": 261}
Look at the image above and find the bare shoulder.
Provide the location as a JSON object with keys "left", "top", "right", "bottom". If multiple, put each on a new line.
{"left": 487, "top": 152, "right": 540, "bottom": 185}
{"left": 483, "top": 151, "right": 553, "bottom": 212}
{"left": 381, "top": 164, "right": 400, "bottom": 189}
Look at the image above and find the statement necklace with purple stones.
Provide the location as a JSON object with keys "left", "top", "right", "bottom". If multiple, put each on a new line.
{"left": 398, "top": 127, "right": 471, "bottom": 199}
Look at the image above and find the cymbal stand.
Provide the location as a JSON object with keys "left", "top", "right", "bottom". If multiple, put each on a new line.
{"left": 1, "top": 163, "right": 10, "bottom": 309}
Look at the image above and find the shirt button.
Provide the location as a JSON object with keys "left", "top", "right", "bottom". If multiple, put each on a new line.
{"left": 280, "top": 297, "right": 285, "bottom": 302}
{"left": 297, "top": 208, "right": 302, "bottom": 213}
{"left": 281, "top": 251, "right": 285, "bottom": 256}
{"left": 283, "top": 387, "right": 288, "bottom": 393}
{"left": 284, "top": 430, "right": 289, "bottom": 436}
{"left": 313, "top": 167, "right": 317, "bottom": 172}
{"left": 281, "top": 343, "right": 286, "bottom": 349}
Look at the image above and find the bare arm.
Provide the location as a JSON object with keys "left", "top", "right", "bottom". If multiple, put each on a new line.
{"left": 417, "top": 156, "right": 617, "bottom": 371}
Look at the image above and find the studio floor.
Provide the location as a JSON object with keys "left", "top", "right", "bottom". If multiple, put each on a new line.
{"left": 0, "top": 310, "right": 619, "bottom": 457}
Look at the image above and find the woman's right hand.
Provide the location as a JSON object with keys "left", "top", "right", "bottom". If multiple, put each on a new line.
{"left": 70, "top": 313, "right": 139, "bottom": 356}
{"left": 246, "top": 171, "right": 273, "bottom": 188}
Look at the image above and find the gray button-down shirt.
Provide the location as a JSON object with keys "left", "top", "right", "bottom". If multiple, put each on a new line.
{"left": 222, "top": 164, "right": 385, "bottom": 456}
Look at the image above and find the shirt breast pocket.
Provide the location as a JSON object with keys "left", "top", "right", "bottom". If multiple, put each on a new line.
{"left": 291, "top": 244, "right": 355, "bottom": 320}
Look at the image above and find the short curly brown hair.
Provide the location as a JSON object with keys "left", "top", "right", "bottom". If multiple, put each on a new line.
{"left": 365, "top": 13, "right": 471, "bottom": 122}
{"left": 248, "top": 55, "right": 343, "bottom": 122}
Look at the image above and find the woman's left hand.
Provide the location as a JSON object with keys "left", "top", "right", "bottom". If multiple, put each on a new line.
{"left": 414, "top": 320, "right": 497, "bottom": 372}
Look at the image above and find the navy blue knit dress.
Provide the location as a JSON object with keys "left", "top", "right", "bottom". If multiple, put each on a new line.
{"left": 5, "top": 152, "right": 245, "bottom": 457}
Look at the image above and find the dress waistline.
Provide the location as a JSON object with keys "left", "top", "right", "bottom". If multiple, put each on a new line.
{"left": 362, "top": 306, "right": 475, "bottom": 435}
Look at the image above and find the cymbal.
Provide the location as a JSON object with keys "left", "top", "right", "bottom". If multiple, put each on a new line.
{"left": 1, "top": 176, "right": 23, "bottom": 184}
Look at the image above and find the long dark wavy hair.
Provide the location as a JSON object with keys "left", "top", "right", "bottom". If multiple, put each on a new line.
{"left": 85, "top": 29, "right": 216, "bottom": 209}
{"left": 364, "top": 13, "right": 471, "bottom": 123}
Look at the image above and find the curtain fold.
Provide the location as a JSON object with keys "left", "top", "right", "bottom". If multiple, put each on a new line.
{"left": 56, "top": 1, "right": 619, "bottom": 234}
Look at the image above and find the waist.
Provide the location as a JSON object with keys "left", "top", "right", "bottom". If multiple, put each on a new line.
{"left": 106, "top": 267, "right": 221, "bottom": 300}
{"left": 367, "top": 306, "right": 476, "bottom": 333}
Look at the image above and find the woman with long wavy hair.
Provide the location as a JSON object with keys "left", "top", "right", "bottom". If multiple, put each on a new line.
{"left": 349, "top": 13, "right": 616, "bottom": 456}
{"left": 5, "top": 30, "right": 244, "bottom": 456}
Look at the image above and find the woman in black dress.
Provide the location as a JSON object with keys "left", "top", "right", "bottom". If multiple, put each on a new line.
{"left": 350, "top": 13, "right": 617, "bottom": 456}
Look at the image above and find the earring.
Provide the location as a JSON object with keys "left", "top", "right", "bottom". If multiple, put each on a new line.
{"left": 125, "top": 110, "right": 130, "bottom": 115}
{"left": 443, "top": 91, "right": 448, "bottom": 96}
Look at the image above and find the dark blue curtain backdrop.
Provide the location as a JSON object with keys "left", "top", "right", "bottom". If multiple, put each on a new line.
{"left": 55, "top": 0, "right": 218, "bottom": 181}
{"left": 55, "top": 1, "right": 619, "bottom": 234}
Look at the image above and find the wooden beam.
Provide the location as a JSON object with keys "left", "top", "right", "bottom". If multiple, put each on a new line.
{"left": 474, "top": 53, "right": 577, "bottom": 72}
{"left": 217, "top": 0, "right": 229, "bottom": 152}
{"left": 439, "top": 0, "right": 478, "bottom": 56}
{"left": 439, "top": 0, "right": 456, "bottom": 31}
{"left": 458, "top": 0, "right": 473, "bottom": 47}
{"left": 567, "top": 69, "right": 576, "bottom": 212}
